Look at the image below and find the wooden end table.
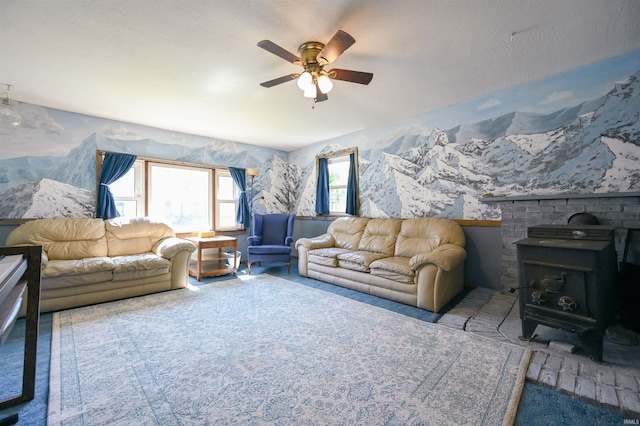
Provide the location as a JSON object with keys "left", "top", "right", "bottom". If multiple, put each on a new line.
{"left": 186, "top": 236, "right": 238, "bottom": 281}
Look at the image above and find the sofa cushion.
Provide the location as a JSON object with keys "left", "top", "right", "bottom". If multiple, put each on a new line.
{"left": 106, "top": 217, "right": 175, "bottom": 257}
{"left": 309, "top": 255, "right": 339, "bottom": 267}
{"left": 308, "top": 247, "right": 352, "bottom": 267}
{"left": 358, "top": 218, "right": 402, "bottom": 255}
{"left": 395, "top": 218, "right": 465, "bottom": 258}
{"left": 42, "top": 257, "right": 116, "bottom": 288}
{"left": 111, "top": 253, "right": 171, "bottom": 281}
{"left": 43, "top": 257, "right": 116, "bottom": 277}
{"left": 6, "top": 217, "right": 108, "bottom": 260}
{"left": 41, "top": 271, "right": 115, "bottom": 289}
{"left": 370, "top": 256, "right": 414, "bottom": 284}
{"left": 337, "top": 250, "right": 388, "bottom": 272}
{"left": 309, "top": 247, "right": 351, "bottom": 267}
{"left": 327, "top": 217, "right": 369, "bottom": 250}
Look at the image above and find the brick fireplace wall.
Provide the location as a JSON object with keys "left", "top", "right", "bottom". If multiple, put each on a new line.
{"left": 482, "top": 193, "right": 640, "bottom": 294}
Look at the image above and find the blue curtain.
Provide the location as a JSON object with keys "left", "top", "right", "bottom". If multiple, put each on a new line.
{"left": 315, "top": 158, "right": 330, "bottom": 215}
{"left": 346, "top": 152, "right": 357, "bottom": 215}
{"left": 96, "top": 152, "right": 137, "bottom": 219}
{"left": 229, "top": 167, "right": 250, "bottom": 228}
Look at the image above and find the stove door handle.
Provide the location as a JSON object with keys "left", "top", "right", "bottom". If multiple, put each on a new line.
{"left": 508, "top": 282, "right": 536, "bottom": 293}
{"left": 542, "top": 272, "right": 567, "bottom": 293}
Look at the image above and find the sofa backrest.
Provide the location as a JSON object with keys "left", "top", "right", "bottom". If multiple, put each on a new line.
{"left": 6, "top": 217, "right": 108, "bottom": 260}
{"left": 327, "top": 217, "right": 369, "bottom": 250}
{"left": 395, "top": 217, "right": 465, "bottom": 258}
{"left": 105, "top": 217, "right": 175, "bottom": 256}
{"left": 358, "top": 218, "right": 402, "bottom": 255}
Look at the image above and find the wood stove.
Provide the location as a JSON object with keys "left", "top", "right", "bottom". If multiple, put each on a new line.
{"left": 514, "top": 224, "right": 617, "bottom": 361}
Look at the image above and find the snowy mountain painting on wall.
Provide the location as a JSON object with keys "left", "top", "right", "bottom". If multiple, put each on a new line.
{"left": 293, "top": 69, "right": 640, "bottom": 220}
{"left": 0, "top": 125, "right": 282, "bottom": 218}
{"left": 1, "top": 53, "right": 639, "bottom": 221}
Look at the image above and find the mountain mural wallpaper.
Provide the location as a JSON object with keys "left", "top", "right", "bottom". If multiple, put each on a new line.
{"left": 1, "top": 49, "right": 639, "bottom": 221}
{"left": 290, "top": 49, "right": 640, "bottom": 219}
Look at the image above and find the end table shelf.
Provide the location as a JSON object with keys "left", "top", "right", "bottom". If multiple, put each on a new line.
{"left": 186, "top": 236, "right": 238, "bottom": 281}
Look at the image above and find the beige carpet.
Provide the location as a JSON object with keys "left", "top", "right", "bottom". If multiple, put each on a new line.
{"left": 48, "top": 274, "right": 531, "bottom": 425}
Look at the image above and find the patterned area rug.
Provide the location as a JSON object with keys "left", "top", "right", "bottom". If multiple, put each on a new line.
{"left": 48, "top": 274, "right": 532, "bottom": 425}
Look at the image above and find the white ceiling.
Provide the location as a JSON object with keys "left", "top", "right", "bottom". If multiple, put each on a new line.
{"left": 2, "top": 0, "right": 640, "bottom": 152}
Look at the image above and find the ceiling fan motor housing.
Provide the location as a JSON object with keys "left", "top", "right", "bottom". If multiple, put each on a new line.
{"left": 298, "top": 41, "right": 325, "bottom": 65}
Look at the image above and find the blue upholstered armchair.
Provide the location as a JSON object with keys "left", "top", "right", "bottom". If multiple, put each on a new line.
{"left": 247, "top": 213, "right": 296, "bottom": 274}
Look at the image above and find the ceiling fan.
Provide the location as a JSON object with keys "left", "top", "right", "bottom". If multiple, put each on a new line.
{"left": 257, "top": 30, "right": 373, "bottom": 105}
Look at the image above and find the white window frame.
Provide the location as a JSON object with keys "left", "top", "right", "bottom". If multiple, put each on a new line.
{"left": 111, "top": 159, "right": 145, "bottom": 218}
{"left": 328, "top": 155, "right": 350, "bottom": 214}
{"left": 215, "top": 169, "right": 241, "bottom": 231}
{"left": 317, "top": 147, "right": 359, "bottom": 216}
{"left": 102, "top": 152, "right": 243, "bottom": 232}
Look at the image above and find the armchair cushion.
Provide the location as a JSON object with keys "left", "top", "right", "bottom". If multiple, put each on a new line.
{"left": 247, "top": 245, "right": 292, "bottom": 255}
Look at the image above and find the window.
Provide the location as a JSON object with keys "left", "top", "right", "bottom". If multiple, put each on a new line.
{"left": 106, "top": 154, "right": 242, "bottom": 232}
{"left": 110, "top": 160, "right": 144, "bottom": 218}
{"left": 317, "top": 147, "right": 359, "bottom": 215}
{"left": 328, "top": 156, "right": 350, "bottom": 213}
{"left": 148, "top": 163, "right": 212, "bottom": 233}
{"left": 215, "top": 170, "right": 241, "bottom": 230}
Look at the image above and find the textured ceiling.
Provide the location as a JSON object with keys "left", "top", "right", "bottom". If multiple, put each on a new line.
{"left": 2, "top": 0, "right": 640, "bottom": 151}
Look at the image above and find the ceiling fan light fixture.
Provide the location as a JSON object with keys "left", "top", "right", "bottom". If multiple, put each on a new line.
{"left": 317, "top": 75, "right": 333, "bottom": 94}
{"left": 0, "top": 84, "right": 23, "bottom": 128}
{"left": 303, "top": 85, "right": 316, "bottom": 98}
{"left": 297, "top": 71, "right": 313, "bottom": 90}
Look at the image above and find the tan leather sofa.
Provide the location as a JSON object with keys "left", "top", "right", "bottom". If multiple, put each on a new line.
{"left": 6, "top": 217, "right": 196, "bottom": 314}
{"left": 296, "top": 217, "right": 466, "bottom": 312}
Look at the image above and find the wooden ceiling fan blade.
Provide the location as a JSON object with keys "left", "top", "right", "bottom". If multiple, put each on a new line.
{"left": 317, "top": 30, "right": 355, "bottom": 66}
{"left": 257, "top": 40, "right": 302, "bottom": 64}
{"left": 315, "top": 85, "right": 328, "bottom": 102}
{"left": 328, "top": 68, "right": 374, "bottom": 85}
{"left": 260, "top": 74, "right": 299, "bottom": 88}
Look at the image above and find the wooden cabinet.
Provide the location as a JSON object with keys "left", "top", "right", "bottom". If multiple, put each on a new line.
{"left": 0, "top": 255, "right": 27, "bottom": 346}
{"left": 0, "top": 245, "right": 42, "bottom": 411}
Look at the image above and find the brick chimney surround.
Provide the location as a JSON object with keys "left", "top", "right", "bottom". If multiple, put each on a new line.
{"left": 481, "top": 192, "right": 640, "bottom": 294}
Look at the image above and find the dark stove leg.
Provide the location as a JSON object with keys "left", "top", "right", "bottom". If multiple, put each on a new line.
{"left": 579, "top": 331, "right": 604, "bottom": 362}
{"left": 520, "top": 319, "right": 538, "bottom": 340}
{"left": 0, "top": 414, "right": 19, "bottom": 426}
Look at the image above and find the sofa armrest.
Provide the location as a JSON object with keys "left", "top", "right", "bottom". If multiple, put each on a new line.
{"left": 295, "top": 234, "right": 335, "bottom": 250}
{"left": 409, "top": 244, "right": 466, "bottom": 272}
{"left": 9, "top": 243, "right": 48, "bottom": 268}
{"left": 153, "top": 237, "right": 196, "bottom": 259}
{"left": 41, "top": 249, "right": 49, "bottom": 268}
